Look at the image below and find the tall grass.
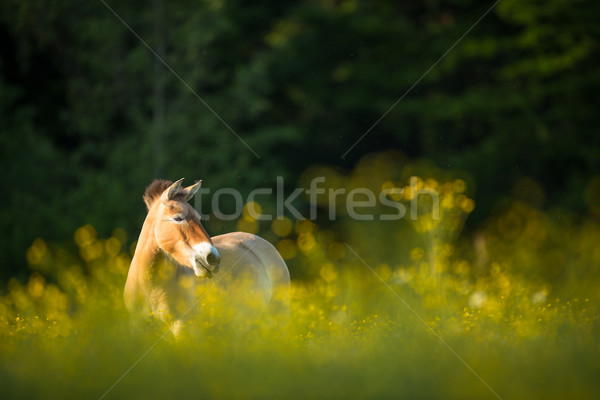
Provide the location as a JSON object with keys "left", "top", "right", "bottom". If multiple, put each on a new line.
{"left": 2, "top": 157, "right": 599, "bottom": 399}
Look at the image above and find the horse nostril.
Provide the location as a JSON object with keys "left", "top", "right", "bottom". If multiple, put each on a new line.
{"left": 206, "top": 253, "right": 219, "bottom": 266}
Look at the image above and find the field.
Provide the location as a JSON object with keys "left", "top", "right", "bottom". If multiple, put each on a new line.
{"left": 1, "top": 168, "right": 599, "bottom": 400}
{"left": 2, "top": 1, "right": 599, "bottom": 398}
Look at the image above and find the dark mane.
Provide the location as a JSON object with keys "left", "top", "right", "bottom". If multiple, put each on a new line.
{"left": 143, "top": 179, "right": 173, "bottom": 210}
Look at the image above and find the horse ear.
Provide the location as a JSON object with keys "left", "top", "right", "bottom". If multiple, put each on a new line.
{"left": 181, "top": 180, "right": 202, "bottom": 201}
{"left": 161, "top": 178, "right": 185, "bottom": 203}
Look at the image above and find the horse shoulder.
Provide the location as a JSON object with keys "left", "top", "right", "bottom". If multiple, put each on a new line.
{"left": 124, "top": 257, "right": 144, "bottom": 313}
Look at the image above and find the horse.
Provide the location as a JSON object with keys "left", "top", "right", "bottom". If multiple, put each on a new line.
{"left": 124, "top": 178, "right": 290, "bottom": 336}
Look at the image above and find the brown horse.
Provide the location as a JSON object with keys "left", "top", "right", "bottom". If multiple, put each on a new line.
{"left": 124, "top": 178, "right": 290, "bottom": 336}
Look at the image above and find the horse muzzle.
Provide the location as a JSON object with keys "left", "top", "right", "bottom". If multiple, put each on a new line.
{"left": 193, "top": 243, "right": 221, "bottom": 277}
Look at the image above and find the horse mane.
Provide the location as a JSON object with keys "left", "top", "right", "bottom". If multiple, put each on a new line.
{"left": 143, "top": 179, "right": 173, "bottom": 210}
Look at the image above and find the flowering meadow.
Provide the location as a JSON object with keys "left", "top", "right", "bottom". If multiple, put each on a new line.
{"left": 1, "top": 157, "right": 599, "bottom": 399}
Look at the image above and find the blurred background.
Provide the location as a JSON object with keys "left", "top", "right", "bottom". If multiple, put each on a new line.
{"left": 2, "top": 3, "right": 600, "bottom": 398}
{"left": 1, "top": 0, "right": 599, "bottom": 280}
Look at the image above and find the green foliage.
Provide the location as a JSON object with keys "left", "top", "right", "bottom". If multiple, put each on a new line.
{"left": 2, "top": 0, "right": 599, "bottom": 396}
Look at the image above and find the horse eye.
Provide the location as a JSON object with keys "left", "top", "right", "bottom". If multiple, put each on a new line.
{"left": 173, "top": 215, "right": 185, "bottom": 222}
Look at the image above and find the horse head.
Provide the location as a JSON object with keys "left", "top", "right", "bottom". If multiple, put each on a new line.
{"left": 146, "top": 178, "right": 220, "bottom": 278}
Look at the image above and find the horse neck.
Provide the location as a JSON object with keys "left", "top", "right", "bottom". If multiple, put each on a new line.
{"left": 131, "top": 211, "right": 161, "bottom": 278}
{"left": 131, "top": 208, "right": 186, "bottom": 284}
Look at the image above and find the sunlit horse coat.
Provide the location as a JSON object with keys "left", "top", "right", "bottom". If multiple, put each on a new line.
{"left": 124, "top": 179, "right": 290, "bottom": 335}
